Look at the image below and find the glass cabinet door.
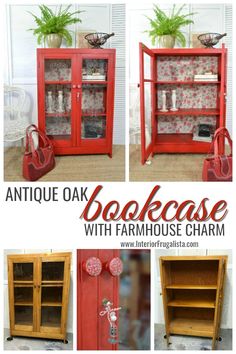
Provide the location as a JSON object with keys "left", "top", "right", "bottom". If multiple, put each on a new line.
{"left": 44, "top": 59, "right": 72, "bottom": 141}
{"left": 40, "top": 260, "right": 65, "bottom": 330}
{"left": 13, "top": 261, "right": 35, "bottom": 329}
{"left": 81, "top": 59, "right": 108, "bottom": 140}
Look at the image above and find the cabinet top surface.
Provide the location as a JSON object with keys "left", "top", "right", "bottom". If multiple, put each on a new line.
{"left": 37, "top": 48, "right": 116, "bottom": 54}
{"left": 160, "top": 255, "right": 228, "bottom": 261}
{"left": 140, "top": 42, "right": 227, "bottom": 55}
{"left": 7, "top": 252, "right": 72, "bottom": 259}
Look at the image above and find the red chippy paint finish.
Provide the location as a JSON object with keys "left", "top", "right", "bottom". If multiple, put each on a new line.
{"left": 107, "top": 257, "right": 123, "bottom": 276}
{"left": 83, "top": 257, "right": 102, "bottom": 276}
{"left": 139, "top": 43, "right": 227, "bottom": 164}
{"left": 77, "top": 249, "right": 120, "bottom": 350}
{"left": 37, "top": 48, "right": 116, "bottom": 157}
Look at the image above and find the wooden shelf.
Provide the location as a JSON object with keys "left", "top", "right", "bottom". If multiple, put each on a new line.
{"left": 166, "top": 284, "right": 218, "bottom": 290}
{"left": 155, "top": 109, "right": 219, "bottom": 116}
{"left": 14, "top": 302, "right": 33, "bottom": 306}
{"left": 82, "top": 80, "right": 107, "bottom": 85}
{"left": 156, "top": 80, "right": 220, "bottom": 85}
{"left": 41, "top": 281, "right": 64, "bottom": 285}
{"left": 41, "top": 302, "right": 62, "bottom": 307}
{"left": 46, "top": 113, "right": 70, "bottom": 118}
{"left": 155, "top": 134, "right": 211, "bottom": 146}
{"left": 82, "top": 112, "right": 107, "bottom": 117}
{"left": 169, "top": 318, "right": 214, "bottom": 337}
{"left": 45, "top": 81, "right": 71, "bottom": 85}
{"left": 168, "top": 299, "right": 215, "bottom": 308}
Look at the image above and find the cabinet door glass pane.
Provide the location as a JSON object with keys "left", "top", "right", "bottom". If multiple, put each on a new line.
{"left": 42, "top": 261, "right": 64, "bottom": 281}
{"left": 45, "top": 59, "right": 71, "bottom": 82}
{"left": 14, "top": 286, "right": 33, "bottom": 305}
{"left": 15, "top": 306, "right": 33, "bottom": 325}
{"left": 82, "top": 59, "right": 108, "bottom": 81}
{"left": 41, "top": 307, "right": 62, "bottom": 327}
{"left": 81, "top": 84, "right": 107, "bottom": 139}
{"left": 45, "top": 84, "right": 71, "bottom": 140}
{"left": 41, "top": 286, "right": 63, "bottom": 305}
{"left": 13, "top": 263, "right": 33, "bottom": 281}
{"left": 144, "top": 82, "right": 152, "bottom": 148}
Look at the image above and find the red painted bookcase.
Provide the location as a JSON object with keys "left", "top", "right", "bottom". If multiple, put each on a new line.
{"left": 139, "top": 43, "right": 227, "bottom": 164}
{"left": 37, "top": 48, "right": 115, "bottom": 156}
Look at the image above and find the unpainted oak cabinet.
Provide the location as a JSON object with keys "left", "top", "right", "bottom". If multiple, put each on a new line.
{"left": 160, "top": 256, "right": 227, "bottom": 350}
{"left": 37, "top": 48, "right": 116, "bottom": 157}
{"left": 7, "top": 252, "right": 71, "bottom": 342}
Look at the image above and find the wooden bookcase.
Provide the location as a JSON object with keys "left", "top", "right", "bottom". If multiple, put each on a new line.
{"left": 159, "top": 256, "right": 227, "bottom": 350}
{"left": 139, "top": 43, "right": 227, "bottom": 164}
{"left": 7, "top": 252, "right": 71, "bottom": 342}
{"left": 37, "top": 48, "right": 116, "bottom": 157}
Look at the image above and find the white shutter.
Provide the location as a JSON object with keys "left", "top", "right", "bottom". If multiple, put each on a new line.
{"left": 224, "top": 5, "right": 232, "bottom": 134}
{"left": 110, "top": 4, "right": 126, "bottom": 145}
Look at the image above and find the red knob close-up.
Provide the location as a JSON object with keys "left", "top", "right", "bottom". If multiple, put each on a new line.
{"left": 83, "top": 257, "right": 102, "bottom": 276}
{"left": 106, "top": 257, "right": 123, "bottom": 276}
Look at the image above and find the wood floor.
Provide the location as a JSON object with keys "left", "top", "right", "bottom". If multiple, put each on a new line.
{"left": 4, "top": 146, "right": 125, "bottom": 182}
{"left": 130, "top": 145, "right": 207, "bottom": 182}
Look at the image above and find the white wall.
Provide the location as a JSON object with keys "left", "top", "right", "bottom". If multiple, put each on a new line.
{"left": 4, "top": 249, "right": 74, "bottom": 334}
{"left": 129, "top": 3, "right": 232, "bottom": 142}
{"left": 4, "top": 3, "right": 125, "bottom": 145}
{"left": 154, "top": 249, "right": 232, "bottom": 329}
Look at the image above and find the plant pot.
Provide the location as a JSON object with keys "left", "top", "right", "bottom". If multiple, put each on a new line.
{"left": 159, "top": 35, "right": 175, "bottom": 48}
{"left": 46, "top": 34, "right": 62, "bottom": 48}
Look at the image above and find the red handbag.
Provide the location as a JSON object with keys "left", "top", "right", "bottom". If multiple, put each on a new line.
{"left": 202, "top": 127, "right": 232, "bottom": 182}
{"left": 23, "top": 125, "right": 55, "bottom": 181}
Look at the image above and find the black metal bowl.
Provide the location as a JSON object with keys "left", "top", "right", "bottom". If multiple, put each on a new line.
{"left": 198, "top": 33, "right": 226, "bottom": 48}
{"left": 85, "top": 32, "right": 115, "bottom": 48}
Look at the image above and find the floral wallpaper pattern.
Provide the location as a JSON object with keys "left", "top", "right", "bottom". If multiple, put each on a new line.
{"left": 157, "top": 115, "right": 216, "bottom": 134}
{"left": 157, "top": 56, "right": 218, "bottom": 81}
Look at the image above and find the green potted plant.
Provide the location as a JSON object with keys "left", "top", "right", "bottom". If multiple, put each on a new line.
{"left": 146, "top": 4, "right": 195, "bottom": 48}
{"left": 28, "top": 5, "right": 83, "bottom": 48}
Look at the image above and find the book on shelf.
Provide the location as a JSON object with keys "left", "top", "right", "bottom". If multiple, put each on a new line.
{"left": 194, "top": 74, "right": 218, "bottom": 82}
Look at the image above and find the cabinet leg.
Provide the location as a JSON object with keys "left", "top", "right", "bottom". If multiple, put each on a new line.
{"left": 164, "top": 334, "right": 171, "bottom": 346}
{"left": 108, "top": 152, "right": 112, "bottom": 158}
{"left": 7, "top": 336, "right": 13, "bottom": 341}
{"left": 63, "top": 339, "right": 68, "bottom": 344}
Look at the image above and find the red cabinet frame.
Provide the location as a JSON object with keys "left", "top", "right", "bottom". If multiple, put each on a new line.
{"left": 37, "top": 49, "right": 116, "bottom": 157}
{"left": 77, "top": 250, "right": 120, "bottom": 350}
{"left": 139, "top": 43, "right": 227, "bottom": 164}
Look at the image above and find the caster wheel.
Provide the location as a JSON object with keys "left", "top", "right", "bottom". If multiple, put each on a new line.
{"left": 218, "top": 336, "right": 222, "bottom": 342}
{"left": 64, "top": 339, "right": 68, "bottom": 344}
{"left": 164, "top": 335, "right": 167, "bottom": 339}
{"left": 7, "top": 336, "right": 13, "bottom": 341}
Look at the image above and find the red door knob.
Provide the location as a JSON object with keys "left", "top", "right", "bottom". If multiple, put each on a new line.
{"left": 106, "top": 257, "right": 123, "bottom": 276}
{"left": 83, "top": 257, "right": 102, "bottom": 276}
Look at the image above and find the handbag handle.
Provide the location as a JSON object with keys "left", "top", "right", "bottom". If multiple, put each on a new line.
{"left": 213, "top": 127, "right": 232, "bottom": 157}
{"left": 25, "top": 128, "right": 53, "bottom": 156}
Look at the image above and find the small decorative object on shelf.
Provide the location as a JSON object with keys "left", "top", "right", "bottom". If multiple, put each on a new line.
{"left": 170, "top": 90, "right": 178, "bottom": 111}
{"left": 57, "top": 90, "right": 64, "bottom": 113}
{"left": 198, "top": 33, "right": 227, "bottom": 48}
{"left": 160, "top": 90, "right": 168, "bottom": 112}
{"left": 192, "top": 124, "right": 213, "bottom": 142}
{"left": 46, "top": 91, "right": 53, "bottom": 113}
{"left": 85, "top": 32, "right": 115, "bottom": 48}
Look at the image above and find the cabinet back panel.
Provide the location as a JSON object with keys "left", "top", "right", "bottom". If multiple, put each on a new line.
{"left": 167, "top": 260, "right": 219, "bottom": 285}
{"left": 170, "top": 307, "right": 215, "bottom": 321}
{"left": 168, "top": 289, "right": 216, "bottom": 302}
